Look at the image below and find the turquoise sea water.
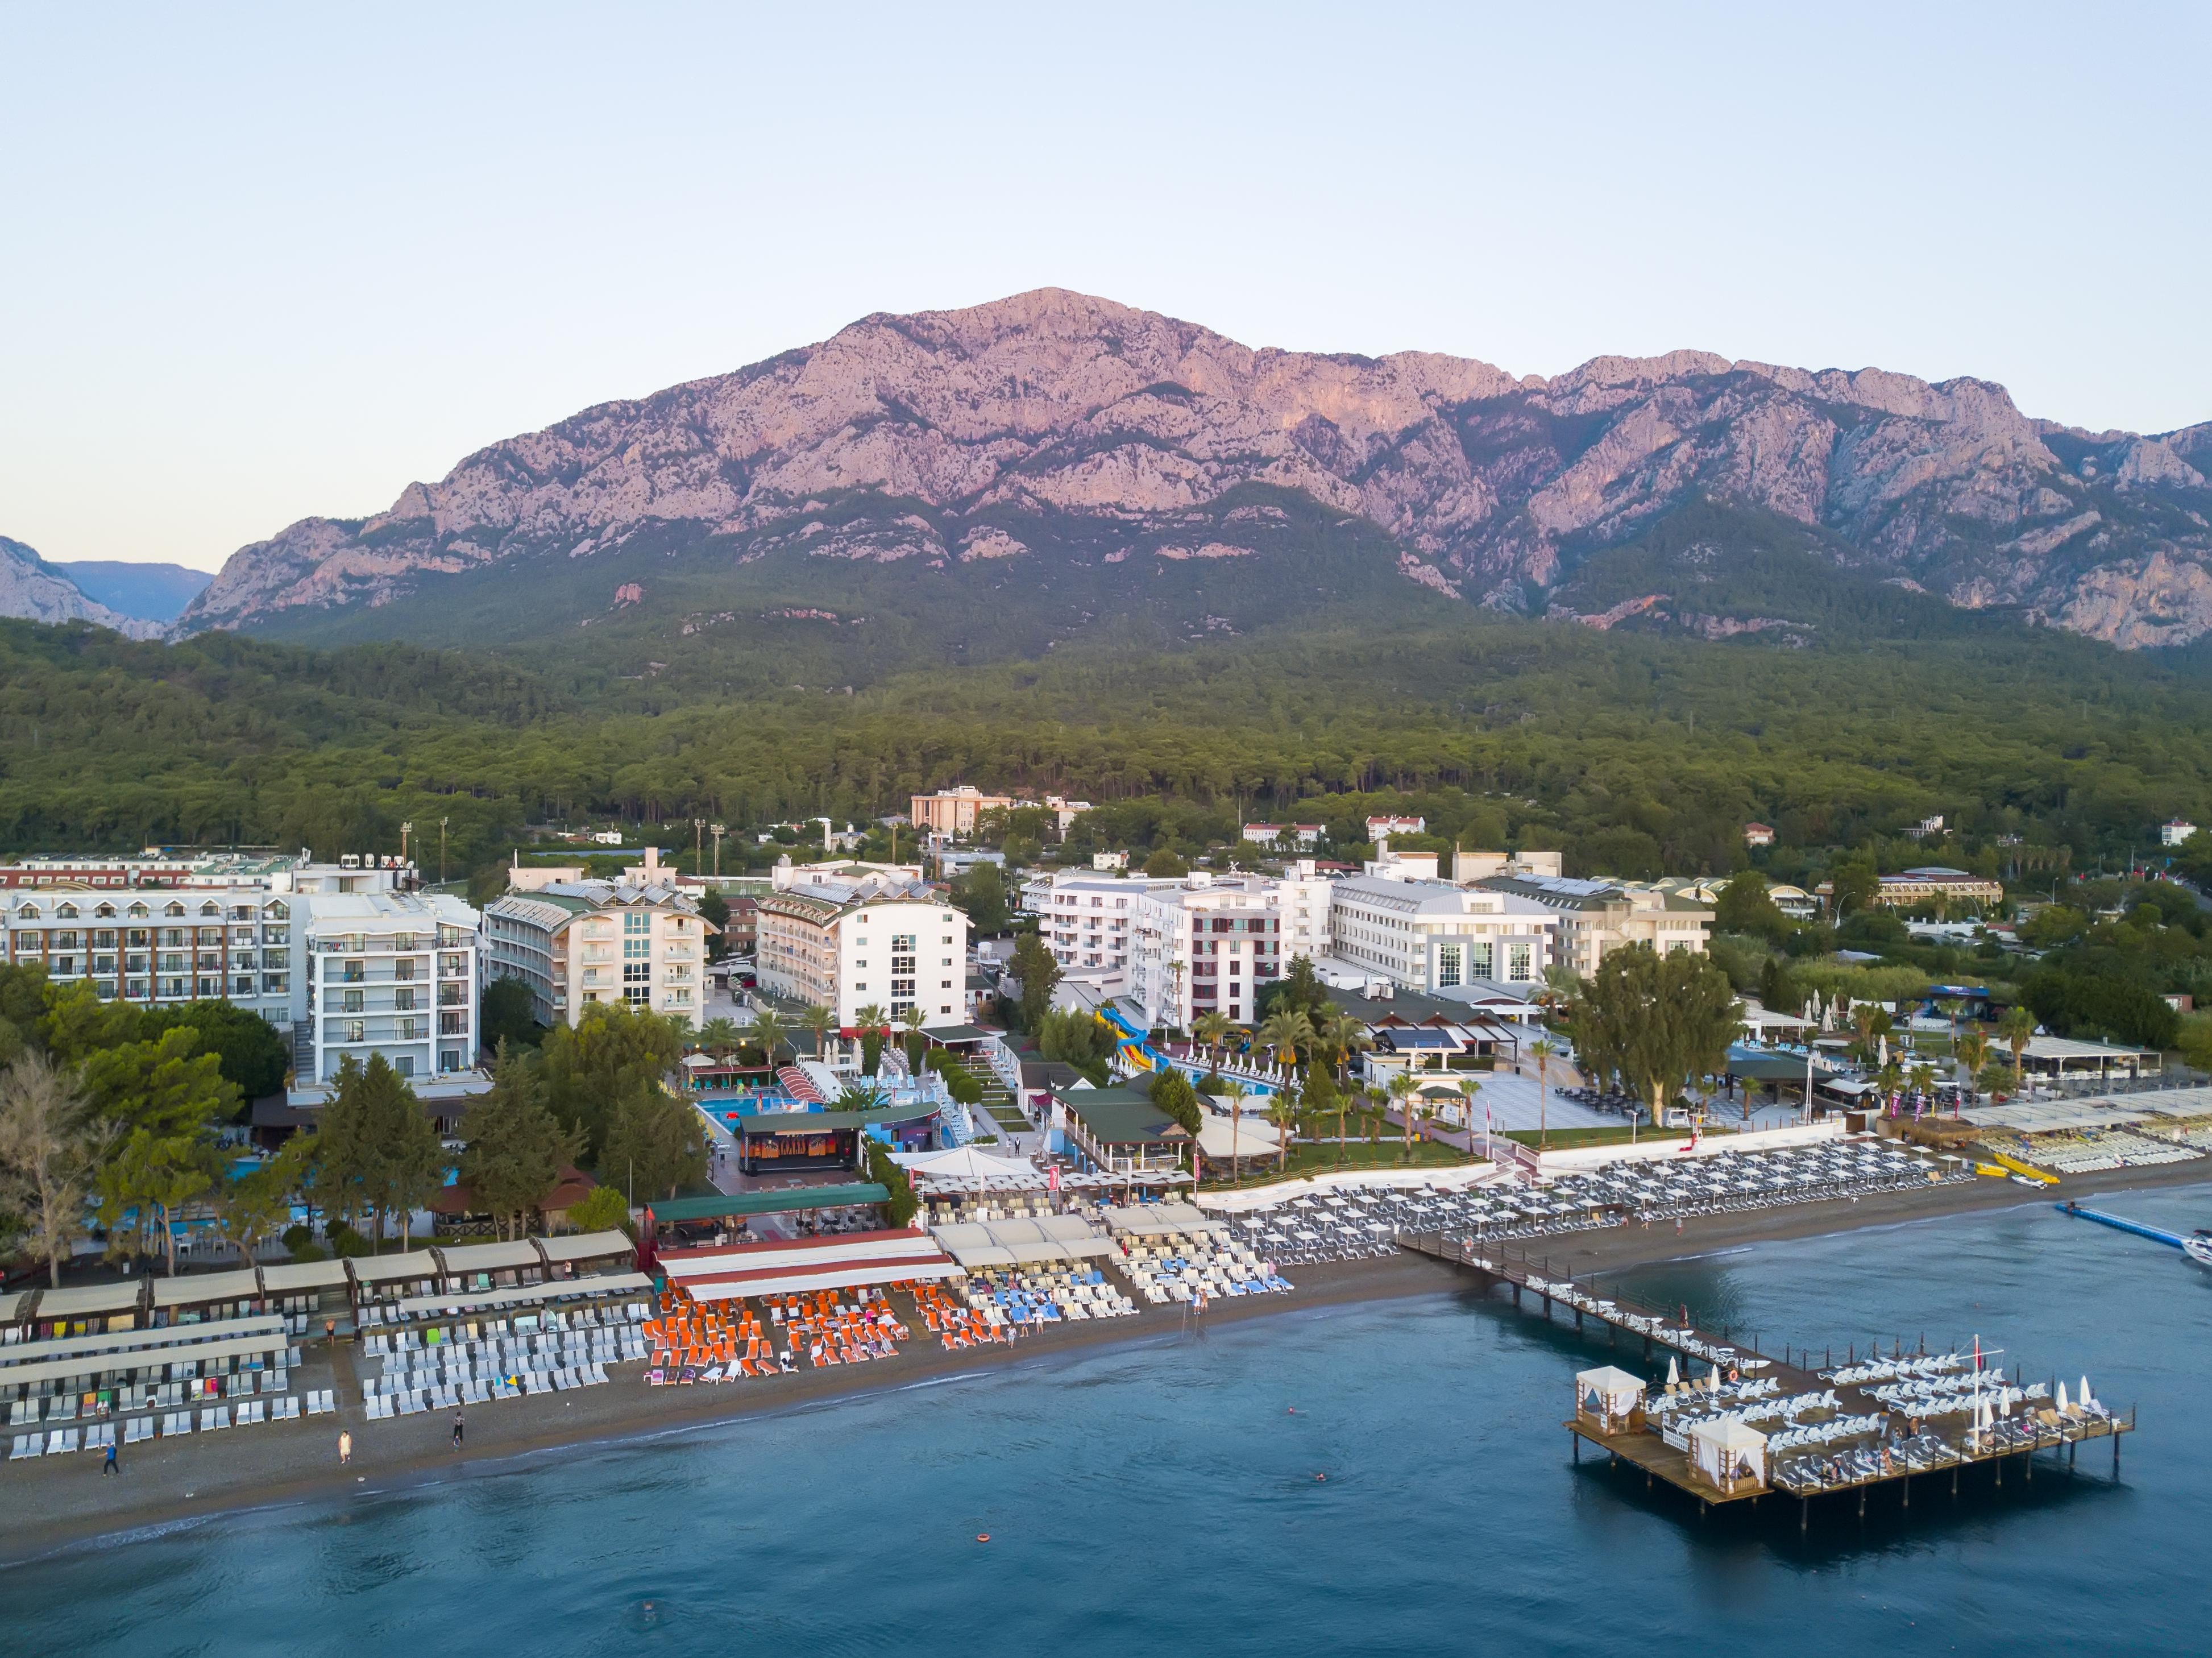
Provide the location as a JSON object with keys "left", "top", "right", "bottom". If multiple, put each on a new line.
{"left": 7, "top": 1185, "right": 2207, "bottom": 1656}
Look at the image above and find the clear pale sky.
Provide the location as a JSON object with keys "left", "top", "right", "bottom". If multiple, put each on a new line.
{"left": 4, "top": 3, "right": 2207, "bottom": 571}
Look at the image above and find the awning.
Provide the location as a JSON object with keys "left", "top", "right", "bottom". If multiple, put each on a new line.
{"left": 257, "top": 1259, "right": 354, "bottom": 1295}
{"left": 0, "top": 1315, "right": 285, "bottom": 1374}
{"left": 151, "top": 1268, "right": 265, "bottom": 1308}
{"left": 433, "top": 1240, "right": 545, "bottom": 1276}
{"left": 28, "top": 1281, "right": 145, "bottom": 1320}
{"left": 537, "top": 1230, "right": 634, "bottom": 1265}
{"left": 680, "top": 1257, "right": 962, "bottom": 1303}
{"left": 0, "top": 1328, "right": 289, "bottom": 1390}
{"left": 662, "top": 1229, "right": 960, "bottom": 1301}
{"left": 347, "top": 1250, "right": 443, "bottom": 1287}
{"left": 385, "top": 1272, "right": 654, "bottom": 1320}
{"left": 931, "top": 1216, "right": 1120, "bottom": 1269}
{"left": 651, "top": 1184, "right": 890, "bottom": 1224}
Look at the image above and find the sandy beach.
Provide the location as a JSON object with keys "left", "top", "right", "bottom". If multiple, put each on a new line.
{"left": 5, "top": 1158, "right": 2205, "bottom": 1564}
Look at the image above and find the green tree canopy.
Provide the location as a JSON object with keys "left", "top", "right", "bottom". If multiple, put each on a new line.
{"left": 1570, "top": 944, "right": 1738, "bottom": 1131}
{"left": 460, "top": 1042, "right": 586, "bottom": 1240}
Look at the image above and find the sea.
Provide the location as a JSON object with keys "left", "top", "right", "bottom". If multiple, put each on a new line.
{"left": 6, "top": 1183, "right": 2206, "bottom": 1656}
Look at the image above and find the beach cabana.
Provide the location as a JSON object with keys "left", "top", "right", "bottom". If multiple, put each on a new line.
{"left": 151, "top": 1267, "right": 266, "bottom": 1327}
{"left": 384, "top": 1271, "right": 654, "bottom": 1322}
{"left": 536, "top": 1229, "right": 637, "bottom": 1279}
{"left": 347, "top": 1250, "right": 443, "bottom": 1312}
{"left": 258, "top": 1258, "right": 355, "bottom": 1321}
{"left": 1574, "top": 1365, "right": 1646, "bottom": 1431}
{"left": 433, "top": 1240, "right": 546, "bottom": 1294}
{"left": 1689, "top": 1417, "right": 1768, "bottom": 1493}
{"left": 28, "top": 1280, "right": 147, "bottom": 1338}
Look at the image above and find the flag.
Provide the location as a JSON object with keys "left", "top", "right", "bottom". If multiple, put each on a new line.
{"left": 1047, "top": 1164, "right": 1061, "bottom": 1193}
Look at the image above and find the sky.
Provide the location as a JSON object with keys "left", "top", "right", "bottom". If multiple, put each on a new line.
{"left": 3, "top": 3, "right": 2207, "bottom": 572}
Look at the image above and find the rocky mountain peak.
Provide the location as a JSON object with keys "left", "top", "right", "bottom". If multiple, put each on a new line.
{"left": 177, "top": 290, "right": 2212, "bottom": 647}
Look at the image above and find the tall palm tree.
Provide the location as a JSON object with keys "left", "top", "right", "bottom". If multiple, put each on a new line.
{"left": 1456, "top": 1076, "right": 1483, "bottom": 1163}
{"left": 1221, "top": 1077, "right": 1248, "bottom": 1186}
{"left": 1256, "top": 1009, "right": 1313, "bottom": 1087}
{"left": 900, "top": 1003, "right": 929, "bottom": 1072}
{"left": 1264, "top": 1089, "right": 1298, "bottom": 1174}
{"left": 1387, "top": 1070, "right": 1416, "bottom": 1165}
{"left": 1907, "top": 1060, "right": 1936, "bottom": 1112}
{"left": 1956, "top": 1030, "right": 1990, "bottom": 1106}
{"left": 1850, "top": 1003, "right": 1884, "bottom": 1068}
{"left": 1192, "top": 1010, "right": 1231, "bottom": 1078}
{"left": 748, "top": 1006, "right": 789, "bottom": 1069}
{"left": 800, "top": 1003, "right": 835, "bottom": 1064}
{"left": 696, "top": 1016, "right": 741, "bottom": 1059}
{"left": 1526, "top": 1036, "right": 1559, "bottom": 1151}
{"left": 1998, "top": 1005, "right": 2036, "bottom": 1093}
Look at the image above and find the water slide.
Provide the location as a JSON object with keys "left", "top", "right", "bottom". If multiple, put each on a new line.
{"left": 1095, "top": 1005, "right": 1280, "bottom": 1097}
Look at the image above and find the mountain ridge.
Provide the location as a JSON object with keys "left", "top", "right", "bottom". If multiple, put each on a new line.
{"left": 0, "top": 538, "right": 167, "bottom": 639}
{"left": 176, "top": 289, "right": 2212, "bottom": 647}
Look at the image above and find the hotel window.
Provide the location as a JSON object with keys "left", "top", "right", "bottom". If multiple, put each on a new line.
{"left": 1471, "top": 942, "right": 1494, "bottom": 980}
{"left": 393, "top": 986, "right": 416, "bottom": 1011}
{"left": 1508, "top": 943, "right": 1532, "bottom": 982}
{"left": 394, "top": 1054, "right": 415, "bottom": 1078}
{"left": 1437, "top": 944, "right": 1462, "bottom": 988}
{"left": 343, "top": 990, "right": 364, "bottom": 1013}
{"left": 346, "top": 1020, "right": 366, "bottom": 1043}
{"left": 397, "top": 1017, "right": 420, "bottom": 1041}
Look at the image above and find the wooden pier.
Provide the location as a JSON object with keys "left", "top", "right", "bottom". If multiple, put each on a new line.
{"left": 1399, "top": 1228, "right": 2135, "bottom": 1523}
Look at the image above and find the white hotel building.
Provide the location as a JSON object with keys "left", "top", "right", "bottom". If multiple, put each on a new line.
{"left": 305, "top": 891, "right": 481, "bottom": 1084}
{"left": 480, "top": 878, "right": 710, "bottom": 1030}
{"left": 754, "top": 863, "right": 970, "bottom": 1032}
{"left": 1324, "top": 871, "right": 1559, "bottom": 997}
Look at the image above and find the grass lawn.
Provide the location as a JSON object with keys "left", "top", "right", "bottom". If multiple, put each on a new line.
{"left": 1200, "top": 1137, "right": 1472, "bottom": 1189}
{"left": 1500, "top": 1125, "right": 1657, "bottom": 1151}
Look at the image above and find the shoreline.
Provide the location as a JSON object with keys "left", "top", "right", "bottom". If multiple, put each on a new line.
{"left": 6, "top": 1157, "right": 2205, "bottom": 1566}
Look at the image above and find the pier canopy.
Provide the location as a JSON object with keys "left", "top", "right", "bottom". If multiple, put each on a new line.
{"left": 1104, "top": 1202, "right": 1225, "bottom": 1239}
{"left": 1575, "top": 1365, "right": 1647, "bottom": 1428}
{"left": 1689, "top": 1417, "right": 1768, "bottom": 1493}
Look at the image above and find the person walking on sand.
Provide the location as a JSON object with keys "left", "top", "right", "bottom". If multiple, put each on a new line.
{"left": 339, "top": 1431, "right": 352, "bottom": 1466}
{"left": 103, "top": 1439, "right": 118, "bottom": 1477}
{"left": 451, "top": 1411, "right": 464, "bottom": 1450}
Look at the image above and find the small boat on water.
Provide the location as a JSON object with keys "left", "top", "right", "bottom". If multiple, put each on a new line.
{"left": 2186, "top": 1232, "right": 2212, "bottom": 1271}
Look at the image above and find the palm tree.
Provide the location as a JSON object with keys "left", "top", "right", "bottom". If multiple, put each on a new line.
{"left": 1956, "top": 1030, "right": 1990, "bottom": 1105}
{"left": 747, "top": 1006, "right": 789, "bottom": 1070}
{"left": 696, "top": 1016, "right": 741, "bottom": 1059}
{"left": 1937, "top": 997, "right": 1965, "bottom": 1051}
{"left": 1264, "top": 1089, "right": 1298, "bottom": 1174}
{"left": 1387, "top": 1071, "right": 1416, "bottom": 1165}
{"left": 800, "top": 1003, "right": 835, "bottom": 1065}
{"left": 1192, "top": 1010, "right": 1231, "bottom": 1078}
{"left": 1850, "top": 1002, "right": 1884, "bottom": 1067}
{"left": 1456, "top": 1076, "right": 1482, "bottom": 1163}
{"left": 1907, "top": 1060, "right": 1936, "bottom": 1112}
{"left": 1221, "top": 1077, "right": 1248, "bottom": 1186}
{"left": 1526, "top": 1036, "right": 1559, "bottom": 1151}
{"left": 1256, "top": 1009, "right": 1313, "bottom": 1087}
{"left": 1998, "top": 1005, "right": 2036, "bottom": 1094}
{"left": 900, "top": 1003, "right": 929, "bottom": 1072}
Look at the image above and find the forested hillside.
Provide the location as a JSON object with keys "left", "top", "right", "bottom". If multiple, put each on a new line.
{"left": 5, "top": 598, "right": 2209, "bottom": 888}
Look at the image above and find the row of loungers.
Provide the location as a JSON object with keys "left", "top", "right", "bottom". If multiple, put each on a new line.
{"left": 7, "top": 1390, "right": 337, "bottom": 1459}
{"left": 363, "top": 1366, "right": 610, "bottom": 1417}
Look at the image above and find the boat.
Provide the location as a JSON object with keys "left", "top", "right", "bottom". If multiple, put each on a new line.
{"left": 2186, "top": 1232, "right": 2212, "bottom": 1271}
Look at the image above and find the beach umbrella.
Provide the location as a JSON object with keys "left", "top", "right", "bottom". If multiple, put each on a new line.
{"left": 1666, "top": 1354, "right": 1680, "bottom": 1387}
{"left": 2081, "top": 1375, "right": 2094, "bottom": 1409}
{"left": 2056, "top": 1381, "right": 2069, "bottom": 1412}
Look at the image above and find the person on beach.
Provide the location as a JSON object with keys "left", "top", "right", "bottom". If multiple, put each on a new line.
{"left": 451, "top": 1411, "right": 464, "bottom": 1449}
{"left": 103, "top": 1439, "right": 118, "bottom": 1477}
{"left": 339, "top": 1431, "right": 352, "bottom": 1466}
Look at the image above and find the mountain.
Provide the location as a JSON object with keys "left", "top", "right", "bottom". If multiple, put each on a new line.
{"left": 177, "top": 289, "right": 2212, "bottom": 648}
{"left": 55, "top": 559, "right": 213, "bottom": 623}
{"left": 0, "top": 538, "right": 166, "bottom": 639}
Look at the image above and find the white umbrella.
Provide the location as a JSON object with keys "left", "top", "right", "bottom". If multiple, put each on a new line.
{"left": 1665, "top": 1354, "right": 1680, "bottom": 1387}
{"left": 2056, "top": 1381, "right": 2069, "bottom": 1412}
{"left": 2080, "top": 1374, "right": 2094, "bottom": 1409}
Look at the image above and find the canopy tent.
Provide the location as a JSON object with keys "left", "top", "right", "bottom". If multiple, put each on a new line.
{"left": 1192, "top": 1117, "right": 1281, "bottom": 1161}
{"left": 1574, "top": 1365, "right": 1647, "bottom": 1427}
{"left": 894, "top": 1146, "right": 1048, "bottom": 1189}
{"left": 931, "top": 1216, "right": 1118, "bottom": 1270}
{"left": 0, "top": 1291, "right": 27, "bottom": 1328}
{"left": 151, "top": 1268, "right": 265, "bottom": 1311}
{"left": 1103, "top": 1201, "right": 1227, "bottom": 1238}
{"left": 1689, "top": 1417, "right": 1768, "bottom": 1490}
{"left": 663, "top": 1230, "right": 952, "bottom": 1282}
{"left": 0, "top": 1315, "right": 284, "bottom": 1373}
{"left": 385, "top": 1272, "right": 654, "bottom": 1321}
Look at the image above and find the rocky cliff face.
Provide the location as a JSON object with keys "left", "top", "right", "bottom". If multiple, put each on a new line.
{"left": 179, "top": 289, "right": 2212, "bottom": 646}
{"left": 0, "top": 538, "right": 166, "bottom": 639}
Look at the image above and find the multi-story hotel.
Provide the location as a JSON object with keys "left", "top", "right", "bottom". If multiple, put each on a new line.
{"left": 480, "top": 878, "right": 711, "bottom": 1029}
{"left": 754, "top": 866, "right": 969, "bottom": 1032}
{"left": 1, "top": 850, "right": 482, "bottom": 1085}
{"left": 1326, "top": 871, "right": 1559, "bottom": 997}
{"left": 304, "top": 891, "right": 481, "bottom": 1084}
{"left": 1476, "top": 873, "right": 1713, "bottom": 979}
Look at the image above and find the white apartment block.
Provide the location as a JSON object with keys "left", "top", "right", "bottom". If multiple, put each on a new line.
{"left": 755, "top": 871, "right": 969, "bottom": 1032}
{"left": 1130, "top": 874, "right": 1290, "bottom": 1031}
{"left": 481, "top": 879, "right": 710, "bottom": 1030}
{"left": 304, "top": 891, "right": 480, "bottom": 1084}
{"left": 1326, "top": 872, "right": 1558, "bottom": 998}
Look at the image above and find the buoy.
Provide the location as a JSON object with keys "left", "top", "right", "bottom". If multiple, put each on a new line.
{"left": 977, "top": 1533, "right": 991, "bottom": 1542}
{"left": 1315, "top": 1473, "right": 1326, "bottom": 1482}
